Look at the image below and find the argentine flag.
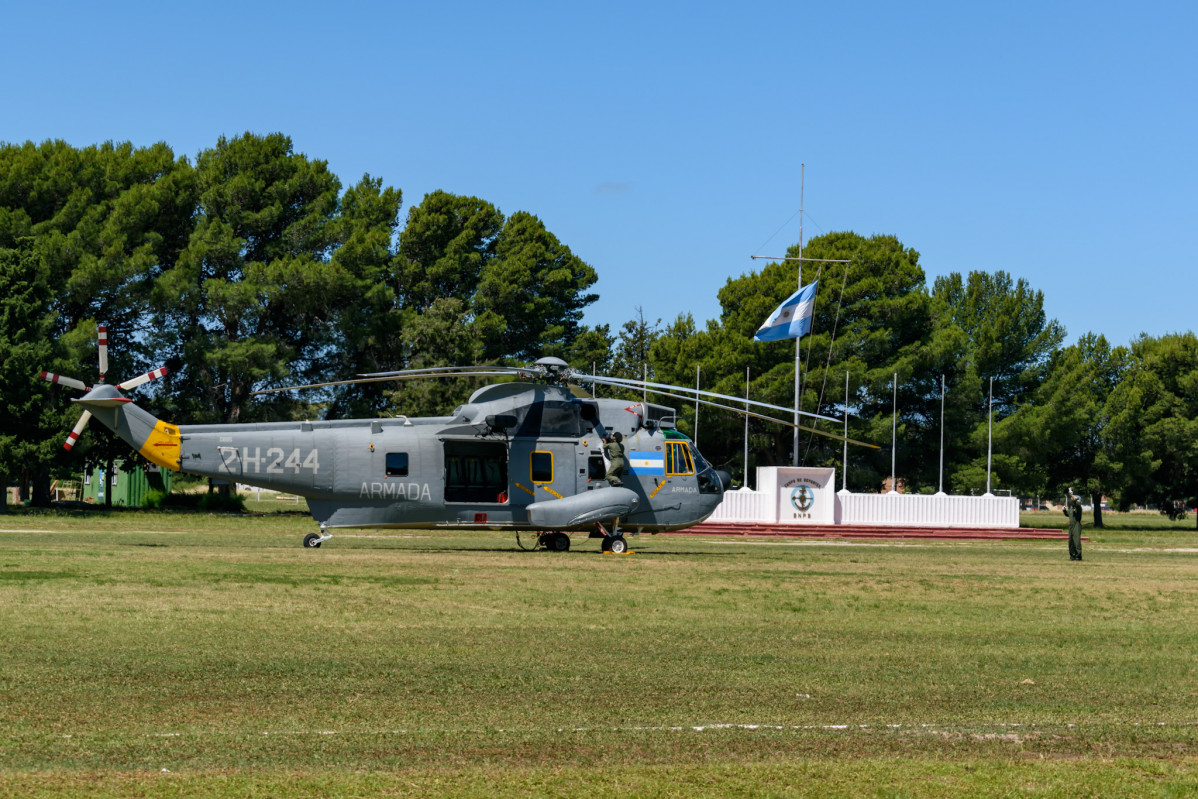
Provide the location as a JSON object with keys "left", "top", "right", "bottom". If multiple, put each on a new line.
{"left": 753, "top": 281, "right": 818, "bottom": 342}
{"left": 628, "top": 451, "right": 665, "bottom": 475}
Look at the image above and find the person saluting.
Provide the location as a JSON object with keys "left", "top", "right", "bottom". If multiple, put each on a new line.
{"left": 1064, "top": 488, "right": 1083, "bottom": 561}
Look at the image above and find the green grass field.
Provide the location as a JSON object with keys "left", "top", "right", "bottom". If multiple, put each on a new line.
{"left": 2, "top": 506, "right": 1197, "bottom": 797}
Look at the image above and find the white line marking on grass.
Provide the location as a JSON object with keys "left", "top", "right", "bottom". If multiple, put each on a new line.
{"left": 134, "top": 720, "right": 1198, "bottom": 740}
{"left": 710, "top": 540, "right": 1198, "bottom": 554}
{"left": 0, "top": 528, "right": 188, "bottom": 535}
{"left": 1105, "top": 547, "right": 1198, "bottom": 553}
{"left": 709, "top": 540, "right": 1053, "bottom": 550}
{"left": 337, "top": 534, "right": 432, "bottom": 539}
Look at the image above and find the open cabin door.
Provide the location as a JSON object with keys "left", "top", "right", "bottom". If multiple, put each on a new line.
{"left": 443, "top": 439, "right": 508, "bottom": 504}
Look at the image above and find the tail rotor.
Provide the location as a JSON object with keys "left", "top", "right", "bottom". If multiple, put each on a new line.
{"left": 37, "top": 325, "right": 168, "bottom": 451}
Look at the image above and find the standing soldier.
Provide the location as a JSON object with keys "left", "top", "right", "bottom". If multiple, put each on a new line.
{"left": 1064, "top": 488, "right": 1083, "bottom": 561}
{"left": 604, "top": 432, "right": 627, "bottom": 487}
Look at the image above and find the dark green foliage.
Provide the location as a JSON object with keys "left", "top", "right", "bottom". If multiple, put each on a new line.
{"left": 932, "top": 270, "right": 1064, "bottom": 414}
{"left": 0, "top": 139, "right": 195, "bottom": 369}
{"left": 152, "top": 133, "right": 354, "bottom": 425}
{"left": 1103, "top": 332, "right": 1198, "bottom": 521}
{"left": 475, "top": 210, "right": 598, "bottom": 360}
{"left": 0, "top": 245, "right": 55, "bottom": 509}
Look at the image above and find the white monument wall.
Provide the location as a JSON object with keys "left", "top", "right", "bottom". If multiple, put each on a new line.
{"left": 707, "top": 467, "right": 1020, "bottom": 528}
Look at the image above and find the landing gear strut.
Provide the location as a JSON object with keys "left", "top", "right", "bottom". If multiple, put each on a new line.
{"left": 303, "top": 524, "right": 333, "bottom": 548}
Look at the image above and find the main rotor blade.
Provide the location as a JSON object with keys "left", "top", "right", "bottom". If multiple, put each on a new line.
{"left": 63, "top": 410, "right": 92, "bottom": 451}
{"left": 587, "top": 374, "right": 842, "bottom": 424}
{"left": 39, "top": 371, "right": 88, "bottom": 392}
{"left": 117, "top": 366, "right": 168, "bottom": 391}
{"left": 610, "top": 383, "right": 880, "bottom": 449}
{"left": 359, "top": 365, "right": 527, "bottom": 378}
{"left": 699, "top": 397, "right": 881, "bottom": 449}
{"left": 250, "top": 370, "right": 518, "bottom": 396}
{"left": 97, "top": 325, "right": 108, "bottom": 382}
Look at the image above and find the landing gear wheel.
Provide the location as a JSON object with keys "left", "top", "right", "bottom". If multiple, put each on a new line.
{"left": 303, "top": 532, "right": 322, "bottom": 548}
{"left": 547, "top": 532, "right": 571, "bottom": 552}
{"left": 601, "top": 537, "right": 612, "bottom": 552}
{"left": 607, "top": 536, "right": 628, "bottom": 554}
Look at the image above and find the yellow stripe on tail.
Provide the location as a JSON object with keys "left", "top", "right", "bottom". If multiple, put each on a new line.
{"left": 138, "top": 420, "right": 181, "bottom": 471}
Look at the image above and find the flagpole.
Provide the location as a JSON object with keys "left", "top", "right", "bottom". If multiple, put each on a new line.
{"left": 986, "top": 376, "right": 993, "bottom": 496}
{"left": 937, "top": 374, "right": 946, "bottom": 495}
{"left": 842, "top": 370, "right": 849, "bottom": 492}
{"left": 890, "top": 372, "right": 898, "bottom": 493}
{"left": 744, "top": 366, "right": 750, "bottom": 489}
{"left": 794, "top": 163, "right": 804, "bottom": 467}
{"left": 694, "top": 365, "right": 700, "bottom": 447}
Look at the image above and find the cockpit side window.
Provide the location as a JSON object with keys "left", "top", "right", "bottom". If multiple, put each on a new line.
{"left": 665, "top": 441, "right": 695, "bottom": 476}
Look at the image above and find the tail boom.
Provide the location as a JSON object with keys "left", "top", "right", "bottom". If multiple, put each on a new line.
{"left": 75, "top": 385, "right": 181, "bottom": 471}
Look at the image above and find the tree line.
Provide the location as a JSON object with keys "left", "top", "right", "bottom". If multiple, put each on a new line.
{"left": 1, "top": 134, "right": 1194, "bottom": 524}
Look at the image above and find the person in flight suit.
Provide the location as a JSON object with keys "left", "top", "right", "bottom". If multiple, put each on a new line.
{"left": 1064, "top": 488, "right": 1083, "bottom": 561}
{"left": 604, "top": 432, "right": 627, "bottom": 487}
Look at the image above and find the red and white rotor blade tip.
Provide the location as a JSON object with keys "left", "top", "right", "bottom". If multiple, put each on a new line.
{"left": 38, "top": 371, "right": 88, "bottom": 391}
{"left": 97, "top": 325, "right": 109, "bottom": 381}
{"left": 63, "top": 410, "right": 92, "bottom": 451}
{"left": 117, "top": 366, "right": 168, "bottom": 391}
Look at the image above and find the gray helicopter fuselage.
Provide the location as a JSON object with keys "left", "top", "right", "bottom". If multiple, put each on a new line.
{"left": 95, "top": 382, "right": 725, "bottom": 533}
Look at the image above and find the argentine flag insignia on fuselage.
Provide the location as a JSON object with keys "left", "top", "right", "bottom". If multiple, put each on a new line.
{"left": 627, "top": 451, "right": 665, "bottom": 475}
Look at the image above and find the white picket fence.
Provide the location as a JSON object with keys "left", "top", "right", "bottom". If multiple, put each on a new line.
{"left": 708, "top": 488, "right": 775, "bottom": 523}
{"left": 836, "top": 491, "right": 1019, "bottom": 528}
{"left": 709, "top": 488, "right": 1019, "bottom": 528}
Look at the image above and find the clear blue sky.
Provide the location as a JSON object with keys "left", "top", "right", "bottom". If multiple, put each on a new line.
{"left": 4, "top": 1, "right": 1195, "bottom": 349}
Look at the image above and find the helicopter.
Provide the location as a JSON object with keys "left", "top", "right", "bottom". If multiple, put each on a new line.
{"left": 39, "top": 328, "right": 871, "bottom": 553}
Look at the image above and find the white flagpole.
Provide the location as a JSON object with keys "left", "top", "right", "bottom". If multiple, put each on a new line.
{"left": 793, "top": 163, "right": 804, "bottom": 467}
{"left": 938, "top": 374, "right": 946, "bottom": 495}
{"left": 986, "top": 376, "right": 994, "bottom": 496}
{"left": 694, "top": 365, "right": 700, "bottom": 447}
{"left": 890, "top": 372, "right": 898, "bottom": 493}
{"left": 842, "top": 370, "right": 849, "bottom": 491}
{"left": 744, "top": 366, "right": 750, "bottom": 489}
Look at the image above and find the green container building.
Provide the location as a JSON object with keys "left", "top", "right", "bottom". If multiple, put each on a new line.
{"left": 82, "top": 463, "right": 173, "bottom": 507}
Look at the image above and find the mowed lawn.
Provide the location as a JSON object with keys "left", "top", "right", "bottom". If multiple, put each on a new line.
{"left": 2, "top": 509, "right": 1197, "bottom": 797}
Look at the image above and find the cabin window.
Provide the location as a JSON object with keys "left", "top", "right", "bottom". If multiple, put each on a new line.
{"left": 444, "top": 440, "right": 508, "bottom": 503}
{"left": 665, "top": 441, "right": 695, "bottom": 476}
{"left": 531, "top": 451, "right": 554, "bottom": 483}
{"left": 386, "top": 452, "right": 409, "bottom": 477}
